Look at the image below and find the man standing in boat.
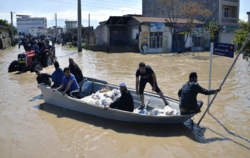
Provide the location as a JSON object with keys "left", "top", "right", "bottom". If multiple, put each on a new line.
{"left": 136, "top": 62, "right": 169, "bottom": 109}
{"left": 53, "top": 67, "right": 80, "bottom": 98}
{"left": 178, "top": 72, "right": 221, "bottom": 115}
{"left": 104, "top": 82, "right": 134, "bottom": 112}
{"left": 69, "top": 58, "right": 84, "bottom": 83}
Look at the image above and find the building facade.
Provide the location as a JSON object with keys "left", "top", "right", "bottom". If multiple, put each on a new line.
{"left": 47, "top": 26, "right": 63, "bottom": 36}
{"left": 142, "top": 0, "right": 240, "bottom": 44}
{"left": 94, "top": 15, "right": 204, "bottom": 53}
{"left": 16, "top": 15, "right": 47, "bottom": 36}
{"left": 65, "top": 21, "right": 77, "bottom": 33}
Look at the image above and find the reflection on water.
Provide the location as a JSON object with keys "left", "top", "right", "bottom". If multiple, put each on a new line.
{"left": 0, "top": 44, "right": 250, "bottom": 157}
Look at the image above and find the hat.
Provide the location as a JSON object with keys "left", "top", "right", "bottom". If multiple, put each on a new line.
{"left": 119, "top": 82, "right": 126, "bottom": 87}
{"left": 189, "top": 72, "right": 197, "bottom": 79}
{"left": 139, "top": 62, "right": 145, "bottom": 67}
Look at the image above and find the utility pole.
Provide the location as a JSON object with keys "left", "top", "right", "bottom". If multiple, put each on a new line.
{"left": 55, "top": 13, "right": 57, "bottom": 37}
{"left": 88, "top": 14, "right": 90, "bottom": 28}
{"left": 88, "top": 14, "right": 90, "bottom": 45}
{"left": 77, "top": 0, "right": 82, "bottom": 52}
{"left": 10, "top": 11, "right": 14, "bottom": 46}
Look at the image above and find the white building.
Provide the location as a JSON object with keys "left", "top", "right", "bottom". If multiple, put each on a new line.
{"left": 65, "top": 21, "right": 77, "bottom": 32}
{"left": 16, "top": 15, "right": 47, "bottom": 36}
{"left": 28, "top": 27, "right": 45, "bottom": 37}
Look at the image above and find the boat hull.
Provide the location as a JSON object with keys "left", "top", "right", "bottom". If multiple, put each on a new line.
{"left": 38, "top": 84, "right": 195, "bottom": 124}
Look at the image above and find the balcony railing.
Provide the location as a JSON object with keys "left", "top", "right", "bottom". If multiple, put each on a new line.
{"left": 223, "top": 0, "right": 238, "bottom": 2}
{"left": 221, "top": 17, "right": 238, "bottom": 24}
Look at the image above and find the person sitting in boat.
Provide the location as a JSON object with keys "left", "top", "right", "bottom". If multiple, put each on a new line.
{"left": 51, "top": 61, "right": 64, "bottom": 88}
{"left": 69, "top": 57, "right": 84, "bottom": 83}
{"left": 35, "top": 70, "right": 52, "bottom": 86}
{"left": 178, "top": 72, "right": 221, "bottom": 115}
{"left": 53, "top": 67, "right": 80, "bottom": 98}
{"left": 135, "top": 62, "right": 169, "bottom": 109}
{"left": 103, "top": 83, "right": 134, "bottom": 112}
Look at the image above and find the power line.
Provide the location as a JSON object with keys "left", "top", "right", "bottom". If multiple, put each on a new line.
{"left": 67, "top": 0, "right": 142, "bottom": 9}
{"left": 46, "top": 0, "right": 141, "bottom": 11}
{"left": 0, "top": 4, "right": 6, "bottom": 12}
{"left": 70, "top": 0, "right": 141, "bottom": 6}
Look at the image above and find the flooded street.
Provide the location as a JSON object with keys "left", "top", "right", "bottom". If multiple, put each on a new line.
{"left": 0, "top": 44, "right": 250, "bottom": 158}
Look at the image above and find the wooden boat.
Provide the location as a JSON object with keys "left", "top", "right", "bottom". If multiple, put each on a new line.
{"left": 37, "top": 78, "right": 197, "bottom": 124}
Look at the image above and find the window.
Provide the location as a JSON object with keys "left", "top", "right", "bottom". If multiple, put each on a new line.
{"left": 150, "top": 32, "right": 162, "bottom": 48}
{"left": 223, "top": 7, "right": 229, "bottom": 17}
{"left": 192, "top": 37, "right": 201, "bottom": 47}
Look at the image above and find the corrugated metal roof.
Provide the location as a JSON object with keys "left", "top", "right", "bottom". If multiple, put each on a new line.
{"left": 132, "top": 16, "right": 203, "bottom": 24}
{"left": 0, "top": 24, "right": 10, "bottom": 29}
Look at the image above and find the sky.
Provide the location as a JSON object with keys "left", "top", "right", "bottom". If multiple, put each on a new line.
{"left": 0, "top": 0, "right": 249, "bottom": 29}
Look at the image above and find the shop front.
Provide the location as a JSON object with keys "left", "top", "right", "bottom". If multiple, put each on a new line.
{"left": 220, "top": 25, "right": 238, "bottom": 44}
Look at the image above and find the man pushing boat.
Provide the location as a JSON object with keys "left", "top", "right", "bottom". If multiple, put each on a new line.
{"left": 136, "top": 62, "right": 169, "bottom": 109}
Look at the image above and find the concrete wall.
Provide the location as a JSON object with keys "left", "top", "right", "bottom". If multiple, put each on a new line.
{"left": 95, "top": 24, "right": 108, "bottom": 46}
{"left": 0, "top": 29, "right": 10, "bottom": 38}
{"left": 143, "top": 0, "right": 220, "bottom": 23}
{"left": 0, "top": 38, "right": 11, "bottom": 49}
{"left": 86, "top": 32, "right": 96, "bottom": 45}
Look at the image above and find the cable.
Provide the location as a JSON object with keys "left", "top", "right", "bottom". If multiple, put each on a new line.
{"left": 46, "top": 0, "right": 141, "bottom": 11}
{"left": 67, "top": 0, "right": 141, "bottom": 9}
{"left": 0, "top": 4, "right": 7, "bottom": 12}
{"left": 70, "top": 0, "right": 141, "bottom": 6}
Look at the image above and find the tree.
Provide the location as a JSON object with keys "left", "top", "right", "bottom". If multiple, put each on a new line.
{"left": 157, "top": 0, "right": 212, "bottom": 52}
{"left": 232, "top": 20, "right": 250, "bottom": 61}
{"left": 0, "top": 19, "right": 18, "bottom": 36}
{"left": 73, "top": 26, "right": 85, "bottom": 35}
{"left": 191, "top": 19, "right": 219, "bottom": 52}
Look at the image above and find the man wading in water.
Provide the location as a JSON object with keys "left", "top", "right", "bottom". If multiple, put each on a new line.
{"left": 136, "top": 62, "right": 169, "bottom": 109}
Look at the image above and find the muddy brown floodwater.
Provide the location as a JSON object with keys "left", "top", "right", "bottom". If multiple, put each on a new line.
{"left": 0, "top": 44, "right": 250, "bottom": 158}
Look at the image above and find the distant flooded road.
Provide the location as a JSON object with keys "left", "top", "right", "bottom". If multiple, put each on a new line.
{"left": 0, "top": 44, "right": 250, "bottom": 157}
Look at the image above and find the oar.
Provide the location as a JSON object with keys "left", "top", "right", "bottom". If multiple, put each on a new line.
{"left": 197, "top": 33, "right": 250, "bottom": 126}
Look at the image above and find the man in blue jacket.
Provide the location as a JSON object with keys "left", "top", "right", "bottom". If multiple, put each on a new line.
{"left": 51, "top": 61, "right": 64, "bottom": 88}
{"left": 53, "top": 67, "right": 80, "bottom": 98}
{"left": 178, "top": 72, "right": 221, "bottom": 115}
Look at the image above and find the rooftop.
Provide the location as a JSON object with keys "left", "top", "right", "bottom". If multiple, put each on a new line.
{"left": 132, "top": 16, "right": 203, "bottom": 24}
{"left": 65, "top": 21, "right": 77, "bottom": 23}
{"left": 0, "top": 24, "right": 10, "bottom": 30}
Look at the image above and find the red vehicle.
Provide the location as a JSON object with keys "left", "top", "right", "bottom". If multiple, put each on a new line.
{"left": 8, "top": 45, "right": 56, "bottom": 73}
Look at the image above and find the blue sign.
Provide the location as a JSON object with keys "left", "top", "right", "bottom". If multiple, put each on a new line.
{"left": 213, "top": 42, "right": 234, "bottom": 58}
{"left": 173, "top": 23, "right": 189, "bottom": 33}
{"left": 150, "top": 22, "right": 165, "bottom": 32}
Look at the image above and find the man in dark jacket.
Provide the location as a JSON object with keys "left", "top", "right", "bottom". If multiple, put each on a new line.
{"left": 51, "top": 61, "right": 64, "bottom": 88}
{"left": 69, "top": 57, "right": 84, "bottom": 83}
{"left": 23, "top": 39, "right": 28, "bottom": 51}
{"left": 178, "top": 72, "right": 221, "bottom": 115}
{"left": 35, "top": 70, "right": 52, "bottom": 86}
{"left": 104, "top": 83, "right": 134, "bottom": 112}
